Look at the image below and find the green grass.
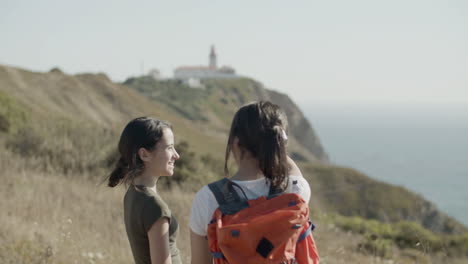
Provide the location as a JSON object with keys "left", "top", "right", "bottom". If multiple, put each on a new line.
{"left": 123, "top": 75, "right": 330, "bottom": 163}
{"left": 328, "top": 214, "right": 468, "bottom": 258}
{"left": 5, "top": 116, "right": 117, "bottom": 176}
{"left": 0, "top": 90, "right": 29, "bottom": 133}
{"left": 123, "top": 77, "right": 208, "bottom": 121}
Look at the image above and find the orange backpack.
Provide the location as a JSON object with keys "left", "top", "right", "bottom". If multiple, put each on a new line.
{"left": 207, "top": 178, "right": 320, "bottom": 264}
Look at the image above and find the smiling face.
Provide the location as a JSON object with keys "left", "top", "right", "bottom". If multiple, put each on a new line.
{"left": 141, "top": 128, "right": 180, "bottom": 177}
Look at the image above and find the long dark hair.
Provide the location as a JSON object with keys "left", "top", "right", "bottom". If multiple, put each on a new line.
{"left": 225, "top": 101, "right": 289, "bottom": 191}
{"left": 107, "top": 117, "right": 172, "bottom": 187}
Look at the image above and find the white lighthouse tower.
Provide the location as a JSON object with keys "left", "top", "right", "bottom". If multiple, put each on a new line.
{"left": 209, "top": 45, "right": 217, "bottom": 69}
{"left": 173, "top": 45, "right": 237, "bottom": 82}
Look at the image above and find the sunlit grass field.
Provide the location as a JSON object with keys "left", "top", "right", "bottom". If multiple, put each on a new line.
{"left": 2, "top": 151, "right": 466, "bottom": 264}
{"left": 1, "top": 65, "right": 467, "bottom": 263}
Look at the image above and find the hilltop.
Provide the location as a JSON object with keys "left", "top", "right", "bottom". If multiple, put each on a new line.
{"left": 123, "top": 76, "right": 329, "bottom": 163}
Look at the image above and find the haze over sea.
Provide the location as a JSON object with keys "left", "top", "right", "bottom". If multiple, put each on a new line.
{"left": 301, "top": 102, "right": 468, "bottom": 226}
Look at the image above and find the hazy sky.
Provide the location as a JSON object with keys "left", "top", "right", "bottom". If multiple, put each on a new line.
{"left": 1, "top": 0, "right": 467, "bottom": 105}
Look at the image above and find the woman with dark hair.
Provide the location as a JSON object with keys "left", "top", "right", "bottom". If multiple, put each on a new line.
{"left": 108, "top": 117, "right": 181, "bottom": 264}
{"left": 189, "top": 101, "right": 312, "bottom": 264}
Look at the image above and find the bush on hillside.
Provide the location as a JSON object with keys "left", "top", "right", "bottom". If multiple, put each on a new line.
{"left": 358, "top": 238, "right": 394, "bottom": 258}
{"left": 0, "top": 91, "right": 29, "bottom": 133}
{"left": 0, "top": 115, "right": 8, "bottom": 132}
{"left": 331, "top": 214, "right": 468, "bottom": 258}
{"left": 124, "top": 77, "right": 207, "bottom": 121}
{"left": 5, "top": 118, "right": 116, "bottom": 176}
{"left": 4, "top": 114, "right": 222, "bottom": 189}
{"left": 303, "top": 164, "right": 467, "bottom": 234}
{"left": 394, "top": 221, "right": 442, "bottom": 251}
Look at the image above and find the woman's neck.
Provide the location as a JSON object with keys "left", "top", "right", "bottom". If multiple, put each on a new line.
{"left": 133, "top": 173, "right": 159, "bottom": 192}
{"left": 230, "top": 157, "right": 263, "bottom": 181}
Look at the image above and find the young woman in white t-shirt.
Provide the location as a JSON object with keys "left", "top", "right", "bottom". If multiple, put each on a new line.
{"left": 189, "top": 101, "right": 311, "bottom": 264}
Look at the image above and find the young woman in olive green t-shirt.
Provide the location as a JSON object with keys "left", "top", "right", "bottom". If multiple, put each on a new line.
{"left": 107, "top": 117, "right": 182, "bottom": 264}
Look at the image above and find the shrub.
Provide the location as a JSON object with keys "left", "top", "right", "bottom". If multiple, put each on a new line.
{"left": 331, "top": 214, "right": 468, "bottom": 257}
{"left": 394, "top": 221, "right": 442, "bottom": 252}
{"left": 358, "top": 238, "right": 394, "bottom": 258}
{"left": 0, "top": 91, "right": 29, "bottom": 133}
{"left": 5, "top": 118, "right": 117, "bottom": 176}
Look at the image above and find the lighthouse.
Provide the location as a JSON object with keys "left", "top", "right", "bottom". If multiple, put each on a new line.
{"left": 173, "top": 45, "right": 237, "bottom": 81}
{"left": 209, "top": 45, "right": 217, "bottom": 69}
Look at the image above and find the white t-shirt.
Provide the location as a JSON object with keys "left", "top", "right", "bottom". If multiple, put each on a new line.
{"left": 189, "top": 175, "right": 311, "bottom": 236}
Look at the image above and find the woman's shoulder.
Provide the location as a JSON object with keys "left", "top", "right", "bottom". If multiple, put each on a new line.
{"left": 286, "top": 175, "right": 311, "bottom": 203}
{"left": 131, "top": 186, "right": 171, "bottom": 214}
{"left": 148, "top": 191, "right": 169, "bottom": 209}
{"left": 193, "top": 184, "right": 216, "bottom": 204}
{"left": 141, "top": 190, "right": 172, "bottom": 232}
{"left": 288, "top": 175, "right": 310, "bottom": 186}
{"left": 191, "top": 181, "right": 227, "bottom": 211}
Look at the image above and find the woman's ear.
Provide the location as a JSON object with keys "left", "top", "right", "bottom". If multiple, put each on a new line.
{"left": 232, "top": 137, "right": 246, "bottom": 161}
{"left": 233, "top": 137, "right": 240, "bottom": 147}
{"left": 232, "top": 137, "right": 241, "bottom": 155}
{"left": 138, "top": 147, "right": 151, "bottom": 162}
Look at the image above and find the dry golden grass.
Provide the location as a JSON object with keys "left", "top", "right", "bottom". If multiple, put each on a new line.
{"left": 1, "top": 149, "right": 467, "bottom": 264}
{"left": 2, "top": 64, "right": 467, "bottom": 264}
{"left": 0, "top": 153, "right": 130, "bottom": 263}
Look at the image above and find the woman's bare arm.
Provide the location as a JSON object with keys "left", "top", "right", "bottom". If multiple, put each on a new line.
{"left": 287, "top": 155, "right": 303, "bottom": 177}
{"left": 148, "top": 217, "right": 172, "bottom": 264}
{"left": 190, "top": 230, "right": 213, "bottom": 264}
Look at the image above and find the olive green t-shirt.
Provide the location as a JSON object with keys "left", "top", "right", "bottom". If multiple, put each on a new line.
{"left": 124, "top": 185, "right": 181, "bottom": 264}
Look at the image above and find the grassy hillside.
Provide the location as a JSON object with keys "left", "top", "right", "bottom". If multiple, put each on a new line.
{"left": 0, "top": 66, "right": 225, "bottom": 157}
{"left": 123, "top": 76, "right": 328, "bottom": 163}
{"left": 0, "top": 90, "right": 29, "bottom": 133}
{"left": 302, "top": 164, "right": 465, "bottom": 234}
{"left": 0, "top": 65, "right": 467, "bottom": 263}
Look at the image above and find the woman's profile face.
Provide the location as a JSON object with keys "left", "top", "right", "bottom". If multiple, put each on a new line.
{"left": 145, "top": 128, "right": 180, "bottom": 177}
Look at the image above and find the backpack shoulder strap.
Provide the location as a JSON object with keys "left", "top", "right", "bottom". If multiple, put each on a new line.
{"left": 268, "top": 182, "right": 282, "bottom": 196}
{"left": 267, "top": 178, "right": 300, "bottom": 198}
{"left": 208, "top": 178, "right": 249, "bottom": 215}
{"left": 208, "top": 178, "right": 242, "bottom": 206}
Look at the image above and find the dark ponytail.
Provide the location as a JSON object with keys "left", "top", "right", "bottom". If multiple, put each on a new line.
{"left": 107, "top": 117, "right": 172, "bottom": 188}
{"left": 225, "top": 101, "right": 289, "bottom": 191}
{"left": 108, "top": 158, "right": 129, "bottom": 187}
{"left": 259, "top": 125, "right": 289, "bottom": 190}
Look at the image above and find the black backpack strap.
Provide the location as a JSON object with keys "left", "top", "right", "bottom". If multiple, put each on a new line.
{"left": 268, "top": 182, "right": 282, "bottom": 196}
{"left": 267, "top": 177, "right": 300, "bottom": 198}
{"left": 267, "top": 178, "right": 294, "bottom": 198}
{"left": 208, "top": 178, "right": 249, "bottom": 215}
{"left": 208, "top": 178, "right": 236, "bottom": 206}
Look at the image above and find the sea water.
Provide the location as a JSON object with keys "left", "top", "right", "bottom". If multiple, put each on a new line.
{"left": 302, "top": 103, "right": 468, "bottom": 226}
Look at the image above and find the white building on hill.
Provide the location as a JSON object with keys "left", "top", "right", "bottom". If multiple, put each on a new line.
{"left": 148, "top": 68, "right": 162, "bottom": 80}
{"left": 174, "top": 46, "right": 238, "bottom": 81}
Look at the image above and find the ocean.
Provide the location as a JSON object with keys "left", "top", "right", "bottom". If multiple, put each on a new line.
{"left": 301, "top": 103, "right": 468, "bottom": 226}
